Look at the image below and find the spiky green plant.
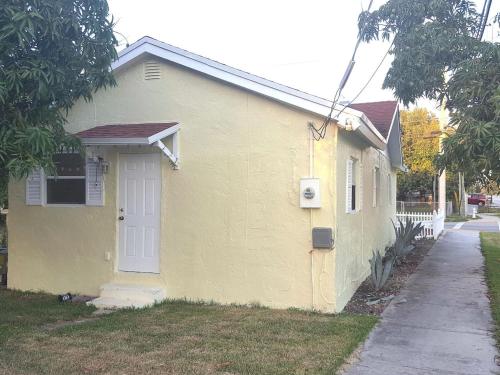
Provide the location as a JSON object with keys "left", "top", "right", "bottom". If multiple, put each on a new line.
{"left": 388, "top": 217, "right": 424, "bottom": 263}
{"left": 369, "top": 250, "right": 395, "bottom": 291}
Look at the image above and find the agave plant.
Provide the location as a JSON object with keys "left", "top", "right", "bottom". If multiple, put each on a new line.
{"left": 389, "top": 217, "right": 424, "bottom": 263}
{"left": 369, "top": 250, "right": 395, "bottom": 291}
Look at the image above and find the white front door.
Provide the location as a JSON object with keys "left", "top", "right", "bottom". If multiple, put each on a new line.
{"left": 118, "top": 153, "right": 161, "bottom": 273}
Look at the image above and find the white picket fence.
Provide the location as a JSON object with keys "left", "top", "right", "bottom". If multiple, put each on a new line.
{"left": 396, "top": 210, "right": 445, "bottom": 240}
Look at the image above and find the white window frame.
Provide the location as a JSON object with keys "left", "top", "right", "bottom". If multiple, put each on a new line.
{"left": 388, "top": 173, "right": 392, "bottom": 205}
{"left": 372, "top": 167, "right": 379, "bottom": 208}
{"left": 45, "top": 151, "right": 86, "bottom": 206}
{"left": 346, "top": 157, "right": 358, "bottom": 214}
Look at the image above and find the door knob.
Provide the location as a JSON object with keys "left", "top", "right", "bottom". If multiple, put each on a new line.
{"left": 118, "top": 216, "right": 124, "bottom": 221}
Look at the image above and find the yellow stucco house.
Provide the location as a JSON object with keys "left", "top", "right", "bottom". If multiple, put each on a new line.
{"left": 8, "top": 37, "right": 404, "bottom": 313}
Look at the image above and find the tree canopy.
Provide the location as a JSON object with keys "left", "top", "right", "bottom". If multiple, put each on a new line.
{"left": 397, "top": 108, "right": 440, "bottom": 199}
{"left": 0, "top": 0, "right": 117, "bottom": 186}
{"left": 359, "top": 0, "right": 500, "bottom": 183}
{"left": 400, "top": 109, "right": 440, "bottom": 175}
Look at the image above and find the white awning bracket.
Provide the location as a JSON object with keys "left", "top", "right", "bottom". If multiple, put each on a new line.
{"left": 155, "top": 134, "right": 179, "bottom": 169}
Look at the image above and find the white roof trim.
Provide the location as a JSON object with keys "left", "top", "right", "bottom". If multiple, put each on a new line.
{"left": 113, "top": 37, "right": 387, "bottom": 149}
{"left": 81, "top": 124, "right": 180, "bottom": 146}
{"left": 386, "top": 111, "right": 405, "bottom": 172}
{"left": 386, "top": 104, "right": 400, "bottom": 142}
{"left": 147, "top": 124, "right": 180, "bottom": 143}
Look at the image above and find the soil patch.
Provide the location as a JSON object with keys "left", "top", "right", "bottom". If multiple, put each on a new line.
{"left": 344, "top": 239, "right": 435, "bottom": 316}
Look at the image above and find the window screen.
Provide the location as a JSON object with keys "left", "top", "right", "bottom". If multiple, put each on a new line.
{"left": 46, "top": 153, "right": 86, "bottom": 204}
{"left": 351, "top": 184, "right": 356, "bottom": 211}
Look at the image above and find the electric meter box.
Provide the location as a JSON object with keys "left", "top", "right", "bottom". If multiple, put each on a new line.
{"left": 300, "top": 178, "right": 321, "bottom": 208}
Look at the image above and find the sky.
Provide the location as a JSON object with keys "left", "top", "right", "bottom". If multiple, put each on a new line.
{"left": 108, "top": 0, "right": 499, "bottom": 111}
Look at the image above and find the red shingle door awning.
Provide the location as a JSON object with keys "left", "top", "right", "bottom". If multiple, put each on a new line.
{"left": 76, "top": 122, "right": 180, "bottom": 168}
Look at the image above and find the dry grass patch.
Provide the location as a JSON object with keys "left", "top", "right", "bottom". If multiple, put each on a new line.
{"left": 0, "top": 290, "right": 377, "bottom": 375}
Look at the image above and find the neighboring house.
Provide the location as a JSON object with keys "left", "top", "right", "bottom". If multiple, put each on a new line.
{"left": 8, "top": 37, "right": 403, "bottom": 313}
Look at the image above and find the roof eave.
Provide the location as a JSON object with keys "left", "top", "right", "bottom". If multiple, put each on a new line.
{"left": 352, "top": 118, "right": 386, "bottom": 150}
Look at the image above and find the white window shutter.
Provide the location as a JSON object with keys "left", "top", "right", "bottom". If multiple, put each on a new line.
{"left": 372, "top": 168, "right": 377, "bottom": 208}
{"left": 86, "top": 159, "right": 104, "bottom": 206}
{"left": 388, "top": 174, "right": 392, "bottom": 204}
{"left": 358, "top": 163, "right": 363, "bottom": 211}
{"left": 346, "top": 159, "right": 353, "bottom": 213}
{"left": 26, "top": 168, "right": 44, "bottom": 205}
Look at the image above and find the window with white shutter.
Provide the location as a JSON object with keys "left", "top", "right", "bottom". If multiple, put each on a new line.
{"left": 26, "top": 168, "right": 44, "bottom": 205}
{"left": 25, "top": 153, "right": 104, "bottom": 207}
{"left": 358, "top": 162, "right": 363, "bottom": 211}
{"left": 346, "top": 158, "right": 358, "bottom": 213}
{"left": 372, "top": 167, "right": 379, "bottom": 208}
{"left": 346, "top": 159, "right": 353, "bottom": 213}
{"left": 388, "top": 174, "right": 392, "bottom": 205}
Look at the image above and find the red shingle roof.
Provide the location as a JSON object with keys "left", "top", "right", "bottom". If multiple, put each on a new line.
{"left": 349, "top": 101, "right": 398, "bottom": 139}
{"left": 76, "top": 123, "right": 178, "bottom": 138}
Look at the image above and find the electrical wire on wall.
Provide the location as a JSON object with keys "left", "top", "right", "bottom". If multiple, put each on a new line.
{"left": 308, "top": 123, "right": 337, "bottom": 309}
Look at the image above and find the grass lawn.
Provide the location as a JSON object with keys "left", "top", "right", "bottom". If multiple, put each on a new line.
{"left": 0, "top": 289, "right": 377, "bottom": 375}
{"left": 480, "top": 232, "right": 500, "bottom": 347}
{"left": 479, "top": 207, "right": 500, "bottom": 215}
{"left": 445, "top": 214, "right": 480, "bottom": 222}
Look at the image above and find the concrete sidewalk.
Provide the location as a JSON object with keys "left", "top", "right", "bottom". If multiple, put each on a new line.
{"left": 445, "top": 214, "right": 500, "bottom": 233}
{"left": 343, "top": 230, "right": 499, "bottom": 375}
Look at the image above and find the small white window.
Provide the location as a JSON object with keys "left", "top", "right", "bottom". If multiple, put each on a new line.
{"left": 46, "top": 152, "right": 86, "bottom": 205}
{"left": 372, "top": 167, "right": 379, "bottom": 208}
{"left": 346, "top": 158, "right": 358, "bottom": 213}
{"left": 388, "top": 173, "right": 392, "bottom": 205}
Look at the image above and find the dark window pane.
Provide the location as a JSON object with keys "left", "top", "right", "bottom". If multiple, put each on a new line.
{"left": 352, "top": 185, "right": 356, "bottom": 211}
{"left": 47, "top": 179, "right": 86, "bottom": 204}
{"left": 53, "top": 153, "right": 85, "bottom": 176}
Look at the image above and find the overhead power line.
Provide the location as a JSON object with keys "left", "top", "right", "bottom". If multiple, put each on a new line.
{"left": 311, "top": 0, "right": 375, "bottom": 140}
{"left": 478, "top": 0, "right": 488, "bottom": 32}
{"left": 335, "top": 38, "right": 395, "bottom": 120}
{"left": 478, "top": 0, "right": 493, "bottom": 40}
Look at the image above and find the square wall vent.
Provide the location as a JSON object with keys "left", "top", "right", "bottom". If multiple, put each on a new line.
{"left": 144, "top": 61, "right": 161, "bottom": 80}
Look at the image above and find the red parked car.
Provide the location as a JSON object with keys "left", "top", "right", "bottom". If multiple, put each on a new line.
{"left": 468, "top": 193, "right": 487, "bottom": 206}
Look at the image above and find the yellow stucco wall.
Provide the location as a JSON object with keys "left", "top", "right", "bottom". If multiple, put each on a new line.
{"left": 334, "top": 131, "right": 397, "bottom": 311}
{"left": 8, "top": 55, "right": 342, "bottom": 312}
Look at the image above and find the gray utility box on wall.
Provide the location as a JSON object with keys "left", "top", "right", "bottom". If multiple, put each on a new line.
{"left": 312, "top": 227, "right": 334, "bottom": 249}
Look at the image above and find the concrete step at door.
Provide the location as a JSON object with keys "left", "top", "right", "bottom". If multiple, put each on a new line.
{"left": 87, "top": 283, "right": 167, "bottom": 309}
